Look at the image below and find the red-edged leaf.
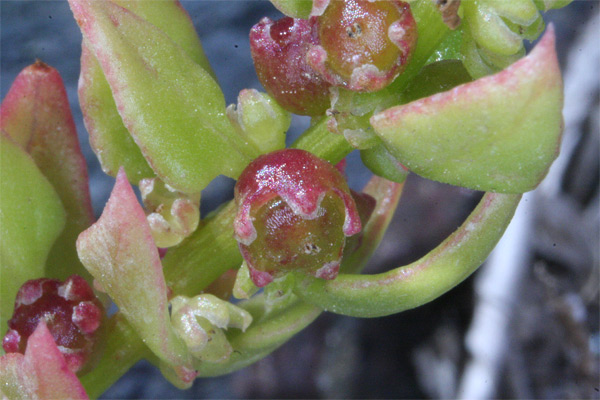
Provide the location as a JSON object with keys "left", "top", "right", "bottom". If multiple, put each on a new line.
{"left": 1, "top": 61, "right": 94, "bottom": 280}
{"left": 0, "top": 322, "right": 88, "bottom": 400}
{"left": 76, "top": 168, "right": 190, "bottom": 369}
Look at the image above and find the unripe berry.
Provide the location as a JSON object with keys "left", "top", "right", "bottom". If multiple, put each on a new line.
{"left": 2, "top": 275, "right": 104, "bottom": 373}
{"left": 250, "top": 16, "right": 332, "bottom": 116}
{"left": 308, "top": 0, "right": 417, "bottom": 92}
{"left": 234, "top": 149, "right": 361, "bottom": 287}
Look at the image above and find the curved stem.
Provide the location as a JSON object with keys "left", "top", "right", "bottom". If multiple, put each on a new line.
{"left": 293, "top": 192, "right": 522, "bottom": 317}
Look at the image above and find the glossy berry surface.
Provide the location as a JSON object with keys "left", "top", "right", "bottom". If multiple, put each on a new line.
{"left": 309, "top": 0, "right": 417, "bottom": 91}
{"left": 234, "top": 149, "right": 361, "bottom": 286}
{"left": 250, "top": 16, "right": 332, "bottom": 116}
{"left": 2, "top": 275, "right": 104, "bottom": 373}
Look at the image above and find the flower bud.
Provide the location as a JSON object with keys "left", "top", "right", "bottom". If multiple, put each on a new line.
{"left": 2, "top": 275, "right": 104, "bottom": 373}
{"left": 139, "top": 177, "right": 200, "bottom": 248}
{"left": 234, "top": 149, "right": 361, "bottom": 287}
{"left": 250, "top": 16, "right": 332, "bottom": 116}
{"left": 308, "top": 0, "right": 417, "bottom": 92}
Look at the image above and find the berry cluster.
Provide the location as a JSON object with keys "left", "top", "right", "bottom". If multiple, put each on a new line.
{"left": 250, "top": 0, "right": 417, "bottom": 116}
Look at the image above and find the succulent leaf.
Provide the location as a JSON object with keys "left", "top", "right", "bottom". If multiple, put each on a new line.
{"left": 69, "top": 0, "right": 256, "bottom": 193}
{"left": 0, "top": 135, "right": 65, "bottom": 334}
{"left": 371, "top": 28, "right": 562, "bottom": 193}
{"left": 1, "top": 62, "right": 94, "bottom": 281}
{"left": 78, "top": 0, "right": 216, "bottom": 185}
{"left": 0, "top": 321, "right": 89, "bottom": 399}
{"left": 76, "top": 169, "right": 191, "bottom": 370}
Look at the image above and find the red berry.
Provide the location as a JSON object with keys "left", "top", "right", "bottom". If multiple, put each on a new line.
{"left": 250, "top": 16, "right": 332, "bottom": 116}
{"left": 308, "top": 0, "right": 418, "bottom": 92}
{"left": 234, "top": 149, "right": 362, "bottom": 286}
{"left": 2, "top": 275, "right": 104, "bottom": 373}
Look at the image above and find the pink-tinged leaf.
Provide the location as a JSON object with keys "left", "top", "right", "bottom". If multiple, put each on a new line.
{"left": 69, "top": 0, "right": 256, "bottom": 193}
{"left": 76, "top": 168, "right": 191, "bottom": 369}
{"left": 0, "top": 322, "right": 89, "bottom": 400}
{"left": 78, "top": 0, "right": 215, "bottom": 185}
{"left": 79, "top": 43, "right": 156, "bottom": 184}
{"left": 24, "top": 322, "right": 89, "bottom": 399}
{"left": 371, "top": 27, "right": 563, "bottom": 193}
{"left": 1, "top": 61, "right": 94, "bottom": 281}
{"left": 0, "top": 135, "right": 65, "bottom": 337}
{"left": 0, "top": 353, "right": 38, "bottom": 399}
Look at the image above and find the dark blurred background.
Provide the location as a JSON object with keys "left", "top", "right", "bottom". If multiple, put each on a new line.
{"left": 1, "top": 1, "right": 598, "bottom": 398}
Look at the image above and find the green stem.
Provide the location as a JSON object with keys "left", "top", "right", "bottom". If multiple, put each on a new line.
{"left": 291, "top": 116, "right": 354, "bottom": 163}
{"left": 80, "top": 314, "right": 149, "bottom": 398}
{"left": 293, "top": 193, "right": 522, "bottom": 317}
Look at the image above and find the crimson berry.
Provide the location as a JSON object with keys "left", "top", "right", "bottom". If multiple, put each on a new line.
{"left": 234, "top": 149, "right": 362, "bottom": 287}
{"left": 250, "top": 16, "right": 332, "bottom": 116}
{"left": 2, "top": 275, "right": 104, "bottom": 373}
{"left": 308, "top": 0, "right": 418, "bottom": 92}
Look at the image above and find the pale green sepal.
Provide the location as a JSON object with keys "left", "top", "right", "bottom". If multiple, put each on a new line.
{"left": 233, "top": 261, "right": 260, "bottom": 300}
{"left": 140, "top": 178, "right": 200, "bottom": 248}
{"left": 462, "top": 0, "right": 525, "bottom": 56}
{"left": 170, "top": 294, "right": 252, "bottom": 363}
{"left": 226, "top": 89, "right": 289, "bottom": 155}
{"left": 0, "top": 135, "right": 65, "bottom": 332}
{"left": 372, "top": 28, "right": 563, "bottom": 193}
{"left": 293, "top": 192, "right": 521, "bottom": 317}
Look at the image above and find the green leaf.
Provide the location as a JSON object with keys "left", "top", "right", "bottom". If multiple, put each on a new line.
{"left": 0, "top": 135, "right": 65, "bottom": 332}
{"left": 293, "top": 192, "right": 521, "bottom": 317}
{"left": 269, "top": 0, "right": 313, "bottom": 18}
{"left": 79, "top": 44, "right": 156, "bottom": 184}
{"left": 69, "top": 0, "right": 257, "bottom": 193}
{"left": 1, "top": 62, "right": 94, "bottom": 281}
{"left": 78, "top": 0, "right": 216, "bottom": 185}
{"left": 371, "top": 28, "right": 563, "bottom": 193}
{"left": 76, "top": 169, "right": 191, "bottom": 370}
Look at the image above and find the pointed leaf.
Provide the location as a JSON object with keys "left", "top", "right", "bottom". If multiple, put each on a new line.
{"left": 25, "top": 322, "right": 89, "bottom": 399}
{"left": 1, "top": 62, "right": 94, "bottom": 280}
{"left": 79, "top": 0, "right": 215, "bottom": 184}
{"left": 76, "top": 169, "right": 190, "bottom": 368}
{"left": 0, "top": 135, "right": 65, "bottom": 332}
{"left": 0, "top": 322, "right": 89, "bottom": 400}
{"left": 371, "top": 28, "right": 563, "bottom": 193}
{"left": 79, "top": 44, "right": 156, "bottom": 184}
{"left": 69, "top": 0, "right": 256, "bottom": 192}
